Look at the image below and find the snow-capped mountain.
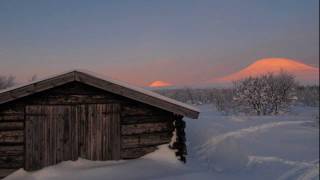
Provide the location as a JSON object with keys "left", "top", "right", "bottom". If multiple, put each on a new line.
{"left": 210, "top": 58, "right": 319, "bottom": 85}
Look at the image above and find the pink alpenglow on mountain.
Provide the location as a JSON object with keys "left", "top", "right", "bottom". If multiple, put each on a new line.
{"left": 212, "top": 58, "right": 319, "bottom": 85}
{"left": 149, "top": 81, "right": 172, "bottom": 88}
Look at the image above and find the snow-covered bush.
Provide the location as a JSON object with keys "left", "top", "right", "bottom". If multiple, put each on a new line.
{"left": 233, "top": 72, "right": 298, "bottom": 115}
{"left": 0, "top": 75, "right": 16, "bottom": 90}
{"left": 296, "top": 85, "right": 319, "bottom": 107}
{"left": 212, "top": 89, "right": 236, "bottom": 114}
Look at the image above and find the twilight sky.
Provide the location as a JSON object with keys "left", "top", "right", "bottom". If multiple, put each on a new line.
{"left": 0, "top": 0, "right": 319, "bottom": 86}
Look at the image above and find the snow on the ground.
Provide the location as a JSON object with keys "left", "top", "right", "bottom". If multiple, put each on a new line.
{"left": 186, "top": 105, "right": 319, "bottom": 180}
{"left": 5, "top": 105, "right": 319, "bottom": 180}
{"left": 5, "top": 145, "right": 188, "bottom": 180}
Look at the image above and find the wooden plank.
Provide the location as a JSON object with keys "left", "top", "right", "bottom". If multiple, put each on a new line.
{"left": 0, "top": 114, "right": 24, "bottom": 121}
{"left": 0, "top": 145, "right": 23, "bottom": 156}
{"left": 44, "top": 82, "right": 102, "bottom": 95}
{"left": 0, "top": 107, "right": 24, "bottom": 115}
{"left": 79, "top": 104, "right": 121, "bottom": 161}
{"left": 121, "top": 105, "right": 168, "bottom": 117}
{"left": 121, "top": 115, "right": 172, "bottom": 124}
{"left": 0, "top": 122, "right": 24, "bottom": 131}
{"left": 25, "top": 105, "right": 41, "bottom": 170}
{"left": 111, "top": 104, "right": 121, "bottom": 160}
{"left": 0, "top": 131, "right": 24, "bottom": 144}
{"left": 121, "top": 146, "right": 157, "bottom": 159}
{"left": 42, "top": 81, "right": 112, "bottom": 95}
{"left": 121, "top": 122, "right": 173, "bottom": 135}
{"left": 0, "top": 155, "right": 23, "bottom": 168}
{"left": 78, "top": 104, "right": 87, "bottom": 160}
{"left": 121, "top": 132, "right": 172, "bottom": 149}
{"left": 24, "top": 95, "right": 123, "bottom": 105}
{"left": 71, "top": 105, "right": 78, "bottom": 161}
{"left": 25, "top": 105, "right": 78, "bottom": 171}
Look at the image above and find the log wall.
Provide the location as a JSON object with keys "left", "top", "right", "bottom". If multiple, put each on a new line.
{"left": 0, "top": 82, "right": 178, "bottom": 178}
{"left": 0, "top": 108, "right": 24, "bottom": 179}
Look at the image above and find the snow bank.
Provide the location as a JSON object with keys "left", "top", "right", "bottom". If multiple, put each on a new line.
{"left": 4, "top": 105, "right": 319, "bottom": 180}
{"left": 5, "top": 145, "right": 184, "bottom": 180}
{"left": 186, "top": 105, "right": 319, "bottom": 179}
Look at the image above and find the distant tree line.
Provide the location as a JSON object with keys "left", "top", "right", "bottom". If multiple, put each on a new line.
{"left": 0, "top": 73, "right": 318, "bottom": 115}
{"left": 295, "top": 85, "right": 319, "bottom": 107}
{"left": 155, "top": 72, "right": 319, "bottom": 116}
{"left": 0, "top": 75, "right": 16, "bottom": 90}
{"left": 0, "top": 74, "right": 38, "bottom": 91}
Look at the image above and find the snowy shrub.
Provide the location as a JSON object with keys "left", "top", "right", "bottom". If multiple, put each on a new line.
{"left": 212, "top": 89, "right": 236, "bottom": 114}
{"left": 0, "top": 75, "right": 16, "bottom": 90}
{"left": 233, "top": 72, "right": 298, "bottom": 115}
{"left": 296, "top": 85, "right": 319, "bottom": 107}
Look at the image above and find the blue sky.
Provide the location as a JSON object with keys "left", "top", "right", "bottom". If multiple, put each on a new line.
{"left": 0, "top": 0, "right": 318, "bottom": 85}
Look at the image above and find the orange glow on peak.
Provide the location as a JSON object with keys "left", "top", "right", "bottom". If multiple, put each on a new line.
{"left": 211, "top": 57, "right": 319, "bottom": 84}
{"left": 149, "top": 80, "right": 172, "bottom": 87}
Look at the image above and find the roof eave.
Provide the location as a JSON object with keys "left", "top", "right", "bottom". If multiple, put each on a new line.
{"left": 0, "top": 70, "right": 200, "bottom": 119}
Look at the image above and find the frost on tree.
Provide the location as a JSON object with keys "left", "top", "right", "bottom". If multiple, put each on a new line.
{"left": 233, "top": 71, "right": 297, "bottom": 115}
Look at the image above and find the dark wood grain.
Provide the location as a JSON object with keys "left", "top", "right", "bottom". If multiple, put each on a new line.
{"left": 79, "top": 104, "right": 120, "bottom": 161}
{"left": 25, "top": 105, "right": 78, "bottom": 171}
{"left": 0, "top": 79, "right": 186, "bottom": 178}
{"left": 121, "top": 146, "right": 157, "bottom": 159}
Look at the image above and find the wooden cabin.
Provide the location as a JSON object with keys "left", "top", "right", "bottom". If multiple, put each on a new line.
{"left": 0, "top": 70, "right": 199, "bottom": 178}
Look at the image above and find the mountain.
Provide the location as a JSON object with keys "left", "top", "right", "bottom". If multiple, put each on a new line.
{"left": 210, "top": 58, "right": 319, "bottom": 85}
{"left": 148, "top": 80, "right": 172, "bottom": 88}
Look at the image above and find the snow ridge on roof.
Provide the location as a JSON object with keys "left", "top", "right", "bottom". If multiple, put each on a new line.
{"left": 76, "top": 69, "right": 199, "bottom": 112}
{"left": 0, "top": 70, "right": 74, "bottom": 94}
{"left": 0, "top": 69, "right": 199, "bottom": 113}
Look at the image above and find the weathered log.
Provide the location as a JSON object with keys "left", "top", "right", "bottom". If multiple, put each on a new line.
{"left": 121, "top": 122, "right": 173, "bottom": 135}
{"left": 0, "top": 122, "right": 24, "bottom": 131}
{"left": 0, "top": 155, "right": 23, "bottom": 168}
{"left": 121, "top": 115, "right": 172, "bottom": 124}
{"left": 121, "top": 105, "right": 169, "bottom": 117}
{"left": 0, "top": 114, "right": 24, "bottom": 121}
{"left": 41, "top": 82, "right": 108, "bottom": 95}
{"left": 0, "top": 145, "right": 23, "bottom": 156}
{"left": 24, "top": 95, "right": 123, "bottom": 105}
{"left": 121, "top": 133, "right": 172, "bottom": 149}
{"left": 0, "top": 131, "right": 24, "bottom": 144}
{"left": 121, "top": 146, "right": 157, "bottom": 159}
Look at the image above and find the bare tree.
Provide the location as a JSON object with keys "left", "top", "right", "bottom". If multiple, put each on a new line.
{"left": 212, "top": 88, "right": 235, "bottom": 114}
{"left": 233, "top": 72, "right": 297, "bottom": 115}
{"left": 266, "top": 71, "right": 297, "bottom": 114}
{"left": 233, "top": 76, "right": 267, "bottom": 115}
{"left": 0, "top": 75, "right": 16, "bottom": 90}
{"left": 185, "top": 88, "right": 195, "bottom": 104}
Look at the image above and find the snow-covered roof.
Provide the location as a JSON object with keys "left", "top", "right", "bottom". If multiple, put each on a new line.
{"left": 0, "top": 69, "right": 199, "bottom": 119}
